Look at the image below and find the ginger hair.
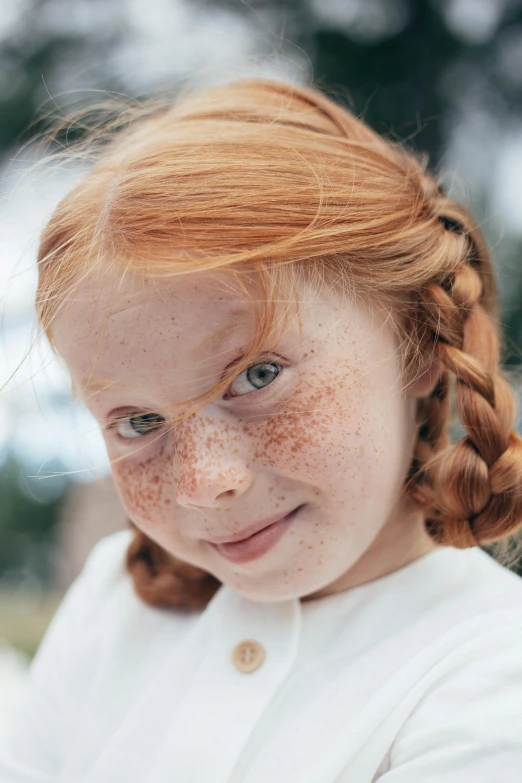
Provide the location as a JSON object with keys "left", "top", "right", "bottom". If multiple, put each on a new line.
{"left": 34, "top": 79, "right": 522, "bottom": 610}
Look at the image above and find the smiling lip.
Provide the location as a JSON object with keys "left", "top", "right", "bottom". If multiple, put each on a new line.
{"left": 206, "top": 508, "right": 301, "bottom": 545}
{"left": 209, "top": 506, "right": 302, "bottom": 564}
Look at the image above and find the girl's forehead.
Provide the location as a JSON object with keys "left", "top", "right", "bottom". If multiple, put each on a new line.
{"left": 52, "top": 270, "right": 304, "bottom": 389}
{"left": 55, "top": 272, "right": 254, "bottom": 353}
{"left": 53, "top": 268, "right": 394, "bottom": 402}
{"left": 57, "top": 271, "right": 259, "bottom": 338}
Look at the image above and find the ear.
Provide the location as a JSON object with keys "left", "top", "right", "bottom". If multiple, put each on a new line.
{"left": 405, "top": 355, "right": 443, "bottom": 399}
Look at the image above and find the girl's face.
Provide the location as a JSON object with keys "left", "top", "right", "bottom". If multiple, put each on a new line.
{"left": 54, "top": 270, "right": 439, "bottom": 603}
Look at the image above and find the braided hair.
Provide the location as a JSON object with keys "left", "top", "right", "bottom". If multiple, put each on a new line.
{"left": 405, "top": 192, "right": 522, "bottom": 551}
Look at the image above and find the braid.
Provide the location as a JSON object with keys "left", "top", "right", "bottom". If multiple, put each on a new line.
{"left": 406, "top": 218, "right": 522, "bottom": 549}
{"left": 126, "top": 525, "right": 221, "bottom": 611}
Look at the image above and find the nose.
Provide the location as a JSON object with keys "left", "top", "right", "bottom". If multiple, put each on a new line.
{"left": 174, "top": 411, "right": 253, "bottom": 510}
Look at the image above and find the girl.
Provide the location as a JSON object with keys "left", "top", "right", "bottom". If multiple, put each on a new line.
{"left": 1, "top": 78, "right": 522, "bottom": 782}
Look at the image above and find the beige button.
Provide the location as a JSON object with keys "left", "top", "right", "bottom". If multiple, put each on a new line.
{"left": 232, "top": 639, "right": 266, "bottom": 673}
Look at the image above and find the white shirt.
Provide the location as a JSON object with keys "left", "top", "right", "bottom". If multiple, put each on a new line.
{"left": 0, "top": 644, "right": 29, "bottom": 739}
{"left": 1, "top": 529, "right": 522, "bottom": 783}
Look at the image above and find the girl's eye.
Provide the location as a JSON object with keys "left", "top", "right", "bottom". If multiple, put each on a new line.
{"left": 107, "top": 360, "right": 282, "bottom": 438}
{"left": 109, "top": 412, "right": 166, "bottom": 440}
{"left": 225, "top": 361, "right": 281, "bottom": 398}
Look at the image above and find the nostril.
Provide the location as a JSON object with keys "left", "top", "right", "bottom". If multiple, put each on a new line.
{"left": 175, "top": 455, "right": 254, "bottom": 509}
{"left": 218, "top": 488, "right": 238, "bottom": 499}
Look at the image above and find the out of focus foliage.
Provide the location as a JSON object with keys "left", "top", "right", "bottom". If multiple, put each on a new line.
{"left": 2, "top": 1, "right": 521, "bottom": 171}
{"left": 0, "top": 452, "right": 66, "bottom": 587}
{"left": 0, "top": 0, "right": 124, "bottom": 151}
{"left": 192, "top": 0, "right": 522, "bottom": 163}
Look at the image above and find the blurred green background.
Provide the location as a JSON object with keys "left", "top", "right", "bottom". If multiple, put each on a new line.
{"left": 1, "top": 0, "right": 522, "bottom": 661}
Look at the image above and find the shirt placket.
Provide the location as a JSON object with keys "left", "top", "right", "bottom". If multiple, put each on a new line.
{"left": 145, "top": 586, "right": 301, "bottom": 783}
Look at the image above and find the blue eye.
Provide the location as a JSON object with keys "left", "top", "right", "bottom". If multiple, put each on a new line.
{"left": 226, "top": 361, "right": 281, "bottom": 398}
{"left": 111, "top": 412, "right": 165, "bottom": 440}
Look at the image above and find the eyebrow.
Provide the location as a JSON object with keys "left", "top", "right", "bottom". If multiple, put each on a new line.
{"left": 75, "top": 378, "right": 128, "bottom": 395}
{"left": 78, "top": 308, "right": 251, "bottom": 395}
{"left": 188, "top": 309, "right": 251, "bottom": 361}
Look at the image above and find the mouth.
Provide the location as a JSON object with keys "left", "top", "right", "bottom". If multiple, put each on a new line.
{"left": 209, "top": 505, "right": 303, "bottom": 564}
{"left": 206, "top": 506, "right": 303, "bottom": 545}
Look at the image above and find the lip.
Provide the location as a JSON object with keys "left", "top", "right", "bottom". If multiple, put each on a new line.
{"left": 206, "top": 508, "right": 300, "bottom": 545}
{"left": 209, "top": 505, "right": 302, "bottom": 564}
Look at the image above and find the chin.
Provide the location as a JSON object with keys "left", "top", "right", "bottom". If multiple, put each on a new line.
{"left": 224, "top": 576, "right": 308, "bottom": 604}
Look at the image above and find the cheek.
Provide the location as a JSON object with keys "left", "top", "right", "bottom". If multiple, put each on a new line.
{"left": 246, "top": 366, "right": 361, "bottom": 466}
{"left": 110, "top": 439, "right": 177, "bottom": 528}
{"left": 247, "top": 364, "right": 407, "bottom": 498}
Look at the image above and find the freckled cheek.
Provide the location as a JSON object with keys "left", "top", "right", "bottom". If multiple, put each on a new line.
{"left": 110, "top": 449, "right": 177, "bottom": 529}
{"left": 248, "top": 381, "right": 375, "bottom": 479}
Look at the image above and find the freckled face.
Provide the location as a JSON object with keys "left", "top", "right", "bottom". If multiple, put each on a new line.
{"left": 54, "top": 270, "right": 422, "bottom": 603}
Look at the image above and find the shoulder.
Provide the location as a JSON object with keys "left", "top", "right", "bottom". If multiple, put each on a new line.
{"left": 8, "top": 530, "right": 201, "bottom": 735}
{"left": 423, "top": 547, "right": 522, "bottom": 668}
{"left": 76, "top": 529, "right": 135, "bottom": 608}
{"left": 85, "top": 527, "right": 133, "bottom": 569}
{"left": 418, "top": 545, "right": 522, "bottom": 627}
{"left": 33, "top": 529, "right": 199, "bottom": 674}
{"left": 46, "top": 529, "right": 136, "bottom": 632}
{"left": 57, "top": 529, "right": 202, "bottom": 633}
{"left": 456, "top": 546, "right": 522, "bottom": 618}
{"left": 81, "top": 528, "right": 134, "bottom": 585}
{"left": 376, "top": 619, "right": 522, "bottom": 780}
{"left": 468, "top": 545, "right": 522, "bottom": 590}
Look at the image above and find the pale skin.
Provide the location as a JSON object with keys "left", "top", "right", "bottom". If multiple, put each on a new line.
{"left": 53, "top": 269, "right": 443, "bottom": 604}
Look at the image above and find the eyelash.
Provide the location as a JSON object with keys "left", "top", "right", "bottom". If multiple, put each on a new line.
{"left": 222, "top": 355, "right": 283, "bottom": 400}
{"left": 106, "top": 357, "right": 285, "bottom": 441}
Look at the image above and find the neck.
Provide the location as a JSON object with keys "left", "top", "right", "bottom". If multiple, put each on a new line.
{"left": 301, "top": 494, "right": 442, "bottom": 602}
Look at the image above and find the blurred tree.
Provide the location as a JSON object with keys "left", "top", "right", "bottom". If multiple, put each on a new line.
{"left": 0, "top": 452, "right": 67, "bottom": 587}
{"left": 1, "top": 0, "right": 521, "bottom": 165}
{"left": 190, "top": 0, "right": 522, "bottom": 164}
{"left": 0, "top": 0, "right": 125, "bottom": 153}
